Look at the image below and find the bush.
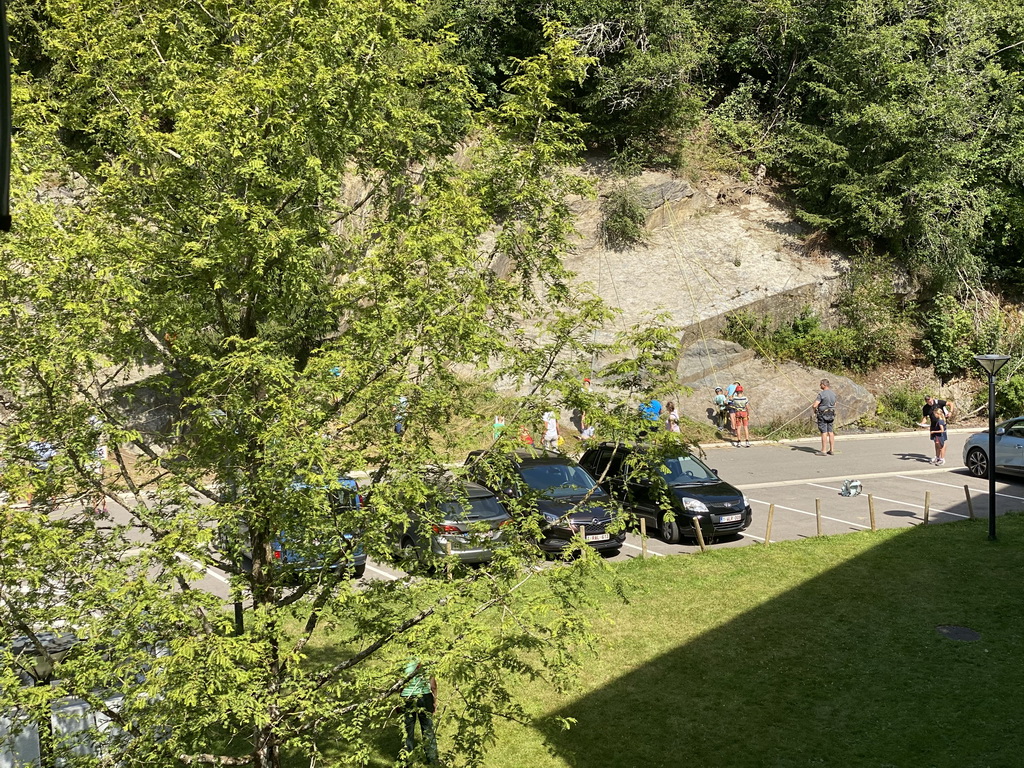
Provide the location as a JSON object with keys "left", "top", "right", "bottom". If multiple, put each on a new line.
{"left": 922, "top": 294, "right": 1004, "bottom": 382}
{"left": 876, "top": 385, "right": 927, "bottom": 429}
{"left": 723, "top": 307, "right": 897, "bottom": 373}
{"left": 972, "top": 374, "right": 1024, "bottom": 421}
{"left": 601, "top": 183, "right": 648, "bottom": 249}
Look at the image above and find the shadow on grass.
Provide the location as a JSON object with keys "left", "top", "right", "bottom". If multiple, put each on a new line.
{"left": 537, "top": 514, "right": 1024, "bottom": 767}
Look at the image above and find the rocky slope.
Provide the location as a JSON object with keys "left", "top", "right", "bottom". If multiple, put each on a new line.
{"left": 561, "top": 169, "right": 876, "bottom": 425}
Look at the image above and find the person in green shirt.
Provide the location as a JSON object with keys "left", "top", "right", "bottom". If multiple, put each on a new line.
{"left": 400, "top": 658, "right": 438, "bottom": 764}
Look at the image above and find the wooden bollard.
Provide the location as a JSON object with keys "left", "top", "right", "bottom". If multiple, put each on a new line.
{"left": 692, "top": 517, "right": 707, "bottom": 552}
{"left": 965, "top": 485, "right": 975, "bottom": 520}
{"left": 923, "top": 492, "right": 930, "bottom": 525}
{"left": 868, "top": 494, "right": 877, "bottom": 531}
{"left": 815, "top": 498, "right": 823, "bottom": 537}
{"left": 764, "top": 503, "right": 775, "bottom": 545}
{"left": 640, "top": 517, "right": 648, "bottom": 558}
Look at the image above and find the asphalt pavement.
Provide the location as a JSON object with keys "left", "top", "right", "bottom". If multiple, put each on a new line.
{"left": 139, "top": 426, "right": 1023, "bottom": 595}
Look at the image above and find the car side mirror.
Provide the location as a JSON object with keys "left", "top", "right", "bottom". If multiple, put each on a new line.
{"left": 997, "top": 428, "right": 1006, "bottom": 436}
{"left": 712, "top": 468, "right": 719, "bottom": 476}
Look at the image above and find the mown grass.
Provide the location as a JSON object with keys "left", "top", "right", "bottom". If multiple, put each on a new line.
{"left": 476, "top": 515, "right": 1024, "bottom": 768}
{"left": 282, "top": 514, "right": 1024, "bottom": 767}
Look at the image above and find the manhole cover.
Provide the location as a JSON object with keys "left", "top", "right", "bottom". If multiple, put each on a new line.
{"left": 936, "top": 625, "right": 981, "bottom": 642}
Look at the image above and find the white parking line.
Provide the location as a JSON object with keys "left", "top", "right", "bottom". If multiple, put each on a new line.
{"left": 176, "top": 553, "right": 230, "bottom": 584}
{"left": 621, "top": 541, "right": 665, "bottom": 556}
{"left": 738, "top": 466, "right": 953, "bottom": 491}
{"left": 363, "top": 562, "right": 400, "bottom": 580}
{"left": 899, "top": 475, "right": 1024, "bottom": 502}
{"left": 748, "top": 498, "right": 871, "bottom": 530}
{"left": 805, "top": 482, "right": 968, "bottom": 520}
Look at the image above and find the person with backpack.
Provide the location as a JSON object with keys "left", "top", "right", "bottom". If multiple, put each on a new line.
{"left": 812, "top": 379, "right": 837, "bottom": 455}
{"left": 712, "top": 386, "right": 729, "bottom": 430}
{"left": 730, "top": 386, "right": 750, "bottom": 447}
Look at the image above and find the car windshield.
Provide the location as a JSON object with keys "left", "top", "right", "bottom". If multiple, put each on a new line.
{"left": 657, "top": 454, "right": 717, "bottom": 485}
{"left": 440, "top": 495, "right": 507, "bottom": 521}
{"left": 519, "top": 463, "right": 600, "bottom": 498}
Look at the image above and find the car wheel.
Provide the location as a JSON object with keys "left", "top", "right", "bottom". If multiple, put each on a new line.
{"left": 353, "top": 562, "right": 366, "bottom": 579}
{"left": 661, "top": 517, "right": 681, "bottom": 545}
{"left": 965, "top": 447, "right": 988, "bottom": 479}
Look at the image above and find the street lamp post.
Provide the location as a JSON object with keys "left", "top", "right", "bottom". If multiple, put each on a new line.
{"left": 973, "top": 354, "right": 1011, "bottom": 540}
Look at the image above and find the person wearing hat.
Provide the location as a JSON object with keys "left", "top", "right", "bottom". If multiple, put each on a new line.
{"left": 730, "top": 385, "right": 750, "bottom": 447}
{"left": 712, "top": 386, "right": 729, "bottom": 430}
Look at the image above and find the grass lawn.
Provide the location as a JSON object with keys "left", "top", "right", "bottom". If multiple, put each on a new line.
{"left": 475, "top": 515, "right": 1024, "bottom": 768}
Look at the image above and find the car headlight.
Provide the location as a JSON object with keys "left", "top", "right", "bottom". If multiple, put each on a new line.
{"left": 681, "top": 498, "right": 709, "bottom": 513}
{"left": 741, "top": 494, "right": 749, "bottom": 509}
{"left": 541, "top": 511, "right": 560, "bottom": 523}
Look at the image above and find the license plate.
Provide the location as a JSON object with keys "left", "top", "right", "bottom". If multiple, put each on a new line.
{"left": 718, "top": 514, "right": 742, "bottom": 523}
{"left": 585, "top": 533, "right": 610, "bottom": 542}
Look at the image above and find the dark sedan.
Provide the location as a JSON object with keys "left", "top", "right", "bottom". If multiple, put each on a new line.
{"left": 579, "top": 442, "right": 752, "bottom": 544}
{"left": 465, "top": 449, "right": 625, "bottom": 555}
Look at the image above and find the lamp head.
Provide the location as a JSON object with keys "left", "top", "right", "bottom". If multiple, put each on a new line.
{"left": 974, "top": 354, "right": 1011, "bottom": 376}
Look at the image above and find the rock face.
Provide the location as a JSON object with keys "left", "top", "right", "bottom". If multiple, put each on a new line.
{"left": 559, "top": 166, "right": 858, "bottom": 434}
{"left": 564, "top": 168, "right": 844, "bottom": 352}
{"left": 673, "top": 340, "right": 876, "bottom": 430}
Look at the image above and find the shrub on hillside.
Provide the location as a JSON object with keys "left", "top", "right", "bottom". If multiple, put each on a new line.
{"left": 723, "top": 307, "right": 898, "bottom": 373}
{"left": 877, "top": 385, "right": 928, "bottom": 428}
{"left": 601, "top": 183, "right": 648, "bottom": 249}
{"left": 922, "top": 295, "right": 1003, "bottom": 382}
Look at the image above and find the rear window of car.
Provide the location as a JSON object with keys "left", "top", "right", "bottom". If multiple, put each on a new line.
{"left": 440, "top": 495, "right": 507, "bottom": 520}
{"left": 518, "top": 463, "right": 599, "bottom": 498}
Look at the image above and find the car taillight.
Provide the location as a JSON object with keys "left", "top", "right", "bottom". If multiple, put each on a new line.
{"left": 431, "top": 524, "right": 461, "bottom": 534}
{"left": 499, "top": 519, "right": 512, "bottom": 527}
{"left": 273, "top": 549, "right": 282, "bottom": 559}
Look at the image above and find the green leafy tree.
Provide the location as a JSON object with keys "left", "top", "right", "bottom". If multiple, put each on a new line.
{"left": 0, "top": 3, "right": 652, "bottom": 767}
{"left": 436, "top": 0, "right": 711, "bottom": 157}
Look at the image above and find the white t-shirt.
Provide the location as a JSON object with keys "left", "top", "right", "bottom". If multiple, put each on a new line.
{"left": 666, "top": 409, "right": 680, "bottom": 432}
{"left": 543, "top": 412, "right": 558, "bottom": 439}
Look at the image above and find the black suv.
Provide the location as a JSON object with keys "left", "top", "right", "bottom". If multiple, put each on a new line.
{"left": 579, "top": 442, "right": 751, "bottom": 544}
{"left": 464, "top": 449, "right": 625, "bottom": 555}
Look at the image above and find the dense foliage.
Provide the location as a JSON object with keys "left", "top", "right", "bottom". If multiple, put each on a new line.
{"left": 0, "top": 2, "right": 684, "bottom": 767}
{"left": 723, "top": 306, "right": 902, "bottom": 373}
{"left": 437, "top": 0, "right": 1024, "bottom": 291}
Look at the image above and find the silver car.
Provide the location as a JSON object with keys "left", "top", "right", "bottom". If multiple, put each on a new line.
{"left": 399, "top": 481, "right": 511, "bottom": 565}
{"left": 962, "top": 418, "right": 1024, "bottom": 478}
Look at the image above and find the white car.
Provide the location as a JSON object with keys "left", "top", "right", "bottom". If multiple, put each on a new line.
{"left": 962, "top": 418, "right": 1024, "bottom": 478}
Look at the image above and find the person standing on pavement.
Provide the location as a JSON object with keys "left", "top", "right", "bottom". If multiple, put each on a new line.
{"left": 730, "top": 386, "right": 751, "bottom": 447}
{"left": 665, "top": 401, "right": 681, "bottom": 433}
{"left": 812, "top": 379, "right": 837, "bottom": 455}
{"left": 929, "top": 407, "right": 948, "bottom": 465}
{"left": 921, "top": 395, "right": 955, "bottom": 425}
{"left": 713, "top": 387, "right": 729, "bottom": 430}
{"left": 400, "top": 658, "right": 439, "bottom": 765}
{"left": 726, "top": 381, "right": 741, "bottom": 433}
{"left": 541, "top": 411, "right": 560, "bottom": 451}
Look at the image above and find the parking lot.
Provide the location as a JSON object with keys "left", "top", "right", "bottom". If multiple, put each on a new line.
{"left": 179, "top": 428, "right": 1022, "bottom": 590}
{"left": 353, "top": 429, "right": 1024, "bottom": 580}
